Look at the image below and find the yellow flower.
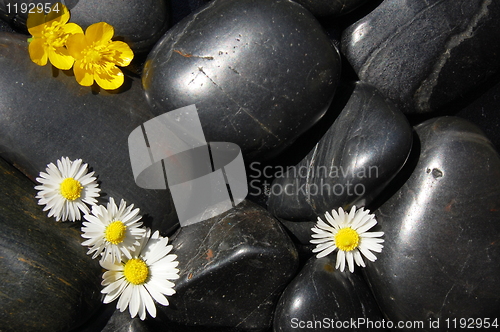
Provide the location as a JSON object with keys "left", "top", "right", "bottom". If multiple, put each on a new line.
{"left": 66, "top": 22, "right": 134, "bottom": 90}
{"left": 27, "top": 3, "right": 83, "bottom": 70}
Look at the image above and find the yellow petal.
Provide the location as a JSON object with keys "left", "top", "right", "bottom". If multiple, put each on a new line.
{"left": 86, "top": 22, "right": 114, "bottom": 44}
{"left": 48, "top": 47, "right": 74, "bottom": 70}
{"left": 74, "top": 61, "right": 94, "bottom": 86}
{"left": 109, "top": 41, "right": 134, "bottom": 67}
{"left": 95, "top": 65, "right": 124, "bottom": 90}
{"left": 62, "top": 22, "right": 84, "bottom": 36}
{"left": 66, "top": 33, "right": 87, "bottom": 60}
{"left": 28, "top": 38, "right": 48, "bottom": 66}
{"left": 27, "top": 11, "right": 46, "bottom": 35}
{"left": 46, "top": 2, "right": 70, "bottom": 24}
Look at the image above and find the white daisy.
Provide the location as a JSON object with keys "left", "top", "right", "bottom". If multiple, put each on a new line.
{"left": 35, "top": 157, "right": 100, "bottom": 221}
{"left": 81, "top": 197, "right": 146, "bottom": 263}
{"left": 310, "top": 206, "right": 384, "bottom": 273}
{"left": 100, "top": 228, "right": 179, "bottom": 320}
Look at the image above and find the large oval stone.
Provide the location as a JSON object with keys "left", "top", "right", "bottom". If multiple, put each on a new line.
{"left": 0, "top": 33, "right": 178, "bottom": 234}
{"left": 153, "top": 200, "right": 299, "bottom": 331}
{"left": 366, "top": 117, "right": 500, "bottom": 323}
{"left": 0, "top": 157, "right": 102, "bottom": 332}
{"left": 267, "top": 82, "right": 412, "bottom": 221}
{"left": 0, "top": 0, "right": 170, "bottom": 53}
{"left": 143, "top": 0, "right": 341, "bottom": 160}
{"left": 274, "top": 256, "right": 384, "bottom": 332}
{"left": 342, "top": 0, "right": 500, "bottom": 114}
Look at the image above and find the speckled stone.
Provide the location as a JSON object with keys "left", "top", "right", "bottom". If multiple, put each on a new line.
{"left": 0, "top": 32, "right": 178, "bottom": 235}
{"left": 154, "top": 200, "right": 299, "bottom": 331}
{"left": 143, "top": 0, "right": 341, "bottom": 160}
{"left": 366, "top": 117, "right": 500, "bottom": 323}
{"left": 342, "top": 0, "right": 500, "bottom": 114}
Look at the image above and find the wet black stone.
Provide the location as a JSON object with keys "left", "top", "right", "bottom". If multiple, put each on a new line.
{"left": 267, "top": 82, "right": 412, "bottom": 221}
{"left": 366, "top": 117, "right": 500, "bottom": 323}
{"left": 0, "top": 33, "right": 178, "bottom": 235}
{"left": 155, "top": 200, "right": 299, "bottom": 331}
{"left": 291, "top": 0, "right": 369, "bottom": 17}
{"left": 274, "top": 255, "right": 384, "bottom": 332}
{"left": 456, "top": 73, "right": 500, "bottom": 152}
{"left": 278, "top": 219, "right": 316, "bottom": 245}
{"left": 71, "top": 305, "right": 116, "bottom": 332}
{"left": 0, "top": 0, "right": 170, "bottom": 53}
{"left": 0, "top": 17, "right": 14, "bottom": 32}
{"left": 342, "top": 0, "right": 500, "bottom": 114}
{"left": 143, "top": 0, "right": 341, "bottom": 161}
{"left": 0, "top": 157, "right": 103, "bottom": 332}
{"left": 100, "top": 310, "right": 152, "bottom": 332}
{"left": 70, "top": 0, "right": 170, "bottom": 53}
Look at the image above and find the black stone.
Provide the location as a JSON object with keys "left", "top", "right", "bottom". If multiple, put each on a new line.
{"left": 341, "top": 0, "right": 500, "bottom": 114}
{"left": 291, "top": 0, "right": 369, "bottom": 17}
{"left": 278, "top": 219, "right": 316, "bottom": 245}
{"left": 0, "top": 33, "right": 178, "bottom": 235}
{"left": 71, "top": 305, "right": 116, "bottom": 332}
{"left": 455, "top": 73, "right": 500, "bottom": 152}
{"left": 0, "top": 157, "right": 103, "bottom": 332}
{"left": 0, "top": 0, "right": 170, "bottom": 53}
{"left": 366, "top": 117, "right": 500, "bottom": 323}
{"left": 267, "top": 82, "right": 412, "bottom": 221}
{"left": 0, "top": 16, "right": 14, "bottom": 33}
{"left": 100, "top": 310, "right": 152, "bottom": 332}
{"left": 143, "top": 0, "right": 341, "bottom": 161}
{"left": 154, "top": 200, "right": 299, "bottom": 331}
{"left": 274, "top": 255, "right": 385, "bottom": 332}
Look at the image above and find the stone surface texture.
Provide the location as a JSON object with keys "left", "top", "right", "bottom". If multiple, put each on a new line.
{"left": 274, "top": 255, "right": 384, "bottom": 332}
{"left": 291, "top": 0, "right": 369, "bottom": 17}
{"left": 155, "top": 200, "right": 299, "bottom": 331}
{"left": 342, "top": 0, "right": 500, "bottom": 114}
{"left": 365, "top": 117, "right": 500, "bottom": 324}
{"left": 267, "top": 82, "right": 412, "bottom": 221}
{"left": 143, "top": 0, "right": 341, "bottom": 160}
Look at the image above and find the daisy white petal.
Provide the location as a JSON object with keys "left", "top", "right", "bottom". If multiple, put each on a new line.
{"left": 145, "top": 283, "right": 170, "bottom": 306}
{"left": 35, "top": 157, "right": 100, "bottom": 221}
{"left": 310, "top": 206, "right": 384, "bottom": 273}
{"left": 81, "top": 197, "right": 146, "bottom": 263}
{"left": 336, "top": 250, "right": 346, "bottom": 272}
{"left": 316, "top": 245, "right": 336, "bottom": 258}
{"left": 100, "top": 228, "right": 179, "bottom": 320}
{"left": 140, "top": 285, "right": 157, "bottom": 318}
{"left": 117, "top": 284, "right": 133, "bottom": 311}
{"left": 353, "top": 249, "right": 365, "bottom": 267}
{"left": 312, "top": 242, "right": 335, "bottom": 253}
{"left": 346, "top": 251, "right": 355, "bottom": 273}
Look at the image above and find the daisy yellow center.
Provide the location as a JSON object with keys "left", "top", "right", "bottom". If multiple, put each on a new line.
{"left": 123, "top": 258, "right": 149, "bottom": 285}
{"left": 104, "top": 221, "right": 127, "bottom": 244}
{"left": 60, "top": 177, "right": 83, "bottom": 201}
{"left": 335, "top": 228, "right": 360, "bottom": 252}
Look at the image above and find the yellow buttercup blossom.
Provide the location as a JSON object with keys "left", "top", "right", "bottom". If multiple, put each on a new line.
{"left": 27, "top": 3, "right": 83, "bottom": 70}
{"left": 66, "top": 22, "right": 134, "bottom": 90}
